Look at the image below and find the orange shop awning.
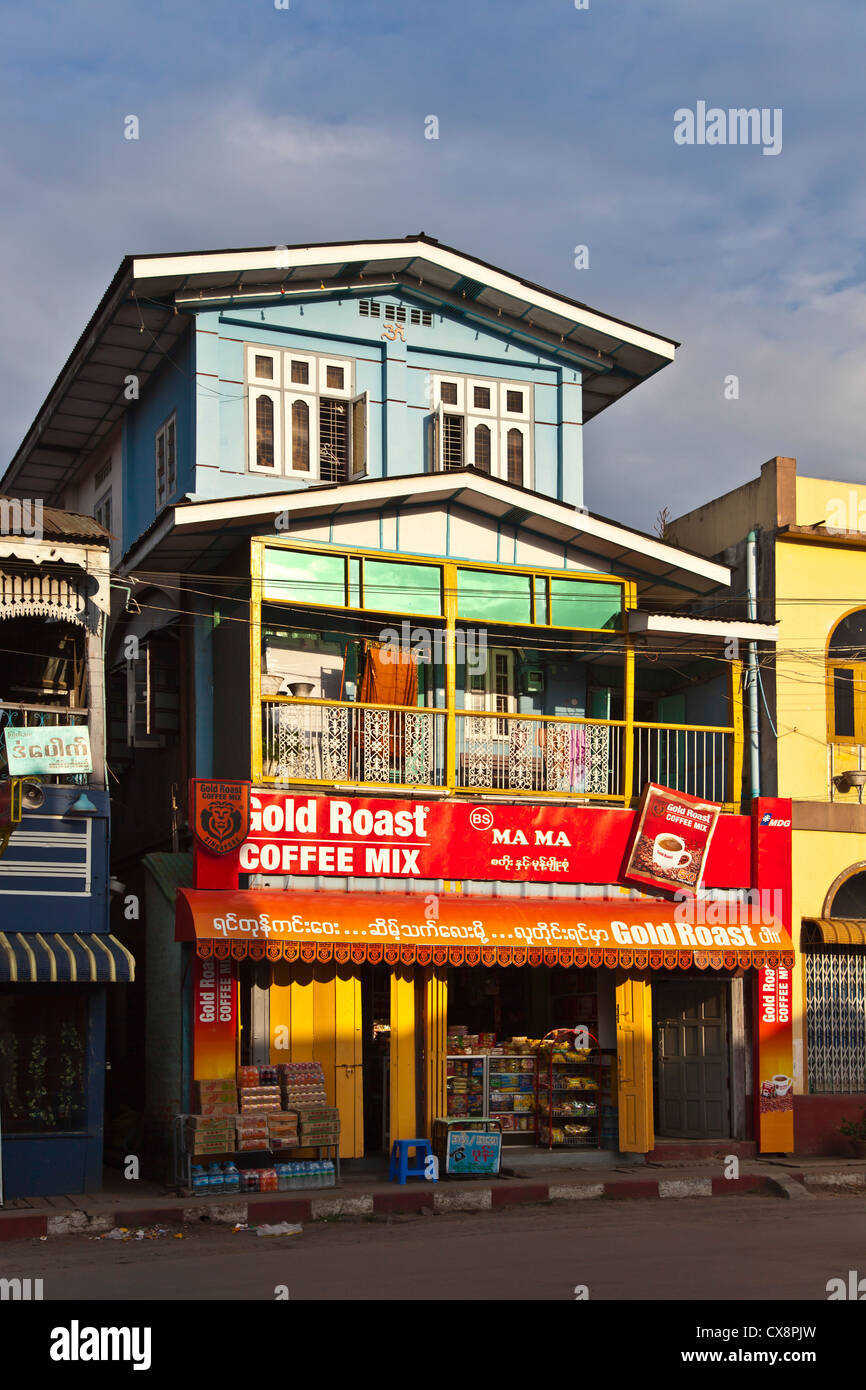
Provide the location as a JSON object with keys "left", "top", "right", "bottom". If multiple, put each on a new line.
{"left": 176, "top": 888, "right": 794, "bottom": 971}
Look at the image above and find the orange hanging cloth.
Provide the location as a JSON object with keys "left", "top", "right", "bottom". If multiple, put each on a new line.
{"left": 358, "top": 643, "right": 418, "bottom": 706}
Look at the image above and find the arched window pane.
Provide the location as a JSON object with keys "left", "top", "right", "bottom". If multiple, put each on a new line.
{"left": 829, "top": 610, "right": 866, "bottom": 660}
{"left": 292, "top": 399, "right": 310, "bottom": 472}
{"left": 507, "top": 428, "right": 523, "bottom": 486}
{"left": 256, "top": 396, "right": 275, "bottom": 469}
{"left": 474, "top": 423, "right": 491, "bottom": 474}
{"left": 831, "top": 870, "right": 866, "bottom": 917}
{"left": 833, "top": 668, "right": 856, "bottom": 738}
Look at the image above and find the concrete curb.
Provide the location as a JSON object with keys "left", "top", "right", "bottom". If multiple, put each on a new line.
{"left": 0, "top": 1169, "right": 809, "bottom": 1239}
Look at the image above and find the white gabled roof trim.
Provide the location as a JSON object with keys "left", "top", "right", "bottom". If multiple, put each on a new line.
{"left": 122, "top": 473, "right": 731, "bottom": 588}
{"left": 132, "top": 240, "right": 676, "bottom": 361}
{"left": 629, "top": 612, "right": 778, "bottom": 642}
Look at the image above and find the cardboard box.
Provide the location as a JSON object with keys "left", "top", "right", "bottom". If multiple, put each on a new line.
{"left": 292, "top": 1106, "right": 339, "bottom": 1124}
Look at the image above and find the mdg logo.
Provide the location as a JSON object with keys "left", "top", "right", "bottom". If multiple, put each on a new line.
{"left": 761, "top": 812, "right": 791, "bottom": 828}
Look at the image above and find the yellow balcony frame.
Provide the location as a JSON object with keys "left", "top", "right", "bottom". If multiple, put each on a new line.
{"left": 249, "top": 538, "right": 741, "bottom": 806}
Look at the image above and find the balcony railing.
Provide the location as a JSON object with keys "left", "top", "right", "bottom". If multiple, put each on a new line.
{"left": 260, "top": 698, "right": 737, "bottom": 804}
{"left": 455, "top": 709, "right": 623, "bottom": 798}
{"left": 634, "top": 722, "right": 731, "bottom": 805}
{"left": 262, "top": 699, "right": 447, "bottom": 789}
{"left": 0, "top": 703, "right": 90, "bottom": 784}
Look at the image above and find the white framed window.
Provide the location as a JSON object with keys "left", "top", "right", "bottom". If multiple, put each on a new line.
{"left": 155, "top": 412, "right": 177, "bottom": 509}
{"left": 285, "top": 392, "right": 315, "bottom": 475}
{"left": 468, "top": 419, "right": 497, "bottom": 475}
{"left": 433, "top": 375, "right": 465, "bottom": 412}
{"left": 430, "top": 374, "right": 532, "bottom": 482}
{"left": 94, "top": 490, "right": 112, "bottom": 534}
{"left": 502, "top": 385, "right": 529, "bottom": 419}
{"left": 501, "top": 421, "right": 530, "bottom": 487}
{"left": 284, "top": 351, "right": 316, "bottom": 392}
{"left": 466, "top": 647, "right": 516, "bottom": 737}
{"left": 247, "top": 346, "right": 281, "bottom": 388}
{"left": 245, "top": 346, "right": 363, "bottom": 482}
{"left": 317, "top": 357, "right": 352, "bottom": 398}
{"left": 249, "top": 388, "right": 282, "bottom": 474}
{"left": 468, "top": 379, "right": 497, "bottom": 416}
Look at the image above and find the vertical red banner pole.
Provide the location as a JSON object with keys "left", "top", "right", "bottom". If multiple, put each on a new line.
{"left": 187, "top": 779, "right": 248, "bottom": 1081}
{"left": 192, "top": 953, "right": 238, "bottom": 1081}
{"left": 751, "top": 797, "right": 795, "bottom": 1152}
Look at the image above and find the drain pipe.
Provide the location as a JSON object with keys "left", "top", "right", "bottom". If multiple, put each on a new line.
{"left": 746, "top": 530, "right": 761, "bottom": 798}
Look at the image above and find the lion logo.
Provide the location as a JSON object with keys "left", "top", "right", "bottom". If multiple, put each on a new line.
{"left": 202, "top": 800, "right": 242, "bottom": 845}
{"left": 191, "top": 780, "right": 250, "bottom": 856}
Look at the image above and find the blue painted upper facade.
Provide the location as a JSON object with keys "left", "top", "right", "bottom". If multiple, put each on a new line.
{"left": 120, "top": 289, "right": 584, "bottom": 556}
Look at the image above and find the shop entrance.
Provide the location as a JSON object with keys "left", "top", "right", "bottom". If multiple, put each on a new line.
{"left": 361, "top": 963, "right": 391, "bottom": 1154}
{"left": 654, "top": 978, "right": 730, "bottom": 1139}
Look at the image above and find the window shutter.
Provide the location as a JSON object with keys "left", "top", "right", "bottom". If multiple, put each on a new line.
{"left": 428, "top": 402, "right": 443, "bottom": 473}
{"left": 351, "top": 392, "right": 368, "bottom": 477}
{"left": 126, "top": 632, "right": 180, "bottom": 747}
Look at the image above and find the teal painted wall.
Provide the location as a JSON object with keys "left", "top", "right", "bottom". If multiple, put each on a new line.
{"left": 122, "top": 327, "right": 194, "bottom": 554}
{"left": 122, "top": 291, "right": 585, "bottom": 554}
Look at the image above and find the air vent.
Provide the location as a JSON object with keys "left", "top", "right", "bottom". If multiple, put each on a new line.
{"left": 359, "top": 300, "right": 432, "bottom": 327}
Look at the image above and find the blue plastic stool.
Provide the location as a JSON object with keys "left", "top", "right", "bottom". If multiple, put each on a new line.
{"left": 389, "top": 1138, "right": 436, "bottom": 1184}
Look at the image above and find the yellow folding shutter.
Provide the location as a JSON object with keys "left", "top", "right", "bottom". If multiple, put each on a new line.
{"left": 423, "top": 967, "right": 448, "bottom": 1135}
{"left": 390, "top": 966, "right": 418, "bottom": 1144}
{"left": 615, "top": 971, "right": 654, "bottom": 1153}
{"left": 269, "top": 961, "right": 364, "bottom": 1158}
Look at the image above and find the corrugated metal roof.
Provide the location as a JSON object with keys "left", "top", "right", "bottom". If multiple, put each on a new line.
{"left": 0, "top": 497, "right": 109, "bottom": 544}
{"left": 143, "top": 851, "right": 193, "bottom": 905}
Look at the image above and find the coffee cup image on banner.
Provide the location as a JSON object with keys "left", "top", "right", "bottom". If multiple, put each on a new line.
{"left": 759, "top": 1076, "right": 793, "bottom": 1112}
{"left": 651, "top": 833, "right": 692, "bottom": 871}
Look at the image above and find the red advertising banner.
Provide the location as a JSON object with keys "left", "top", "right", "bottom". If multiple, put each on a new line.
{"left": 623, "top": 783, "right": 721, "bottom": 895}
{"left": 220, "top": 790, "right": 751, "bottom": 889}
{"left": 192, "top": 952, "right": 237, "bottom": 1081}
{"left": 755, "top": 964, "right": 795, "bottom": 1152}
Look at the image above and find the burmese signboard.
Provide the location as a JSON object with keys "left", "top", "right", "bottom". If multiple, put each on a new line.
{"left": 3, "top": 724, "right": 92, "bottom": 775}
{"left": 233, "top": 790, "right": 749, "bottom": 888}
{"left": 176, "top": 887, "right": 794, "bottom": 967}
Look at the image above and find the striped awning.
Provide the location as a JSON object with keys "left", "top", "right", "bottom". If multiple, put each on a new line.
{"left": 0, "top": 932, "right": 135, "bottom": 983}
{"left": 803, "top": 918, "right": 866, "bottom": 948}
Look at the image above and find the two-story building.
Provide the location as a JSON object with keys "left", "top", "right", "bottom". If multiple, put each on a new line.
{"left": 669, "top": 456, "right": 866, "bottom": 1153}
{"left": 0, "top": 501, "right": 134, "bottom": 1199}
{"left": 2, "top": 237, "right": 791, "bottom": 1168}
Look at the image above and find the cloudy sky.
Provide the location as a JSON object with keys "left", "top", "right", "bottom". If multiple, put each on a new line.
{"left": 1, "top": 0, "right": 864, "bottom": 530}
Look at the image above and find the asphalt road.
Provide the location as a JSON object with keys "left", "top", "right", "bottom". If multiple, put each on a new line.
{"left": 2, "top": 1193, "right": 865, "bottom": 1301}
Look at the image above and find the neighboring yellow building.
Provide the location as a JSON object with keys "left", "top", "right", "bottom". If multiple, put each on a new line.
{"left": 670, "top": 458, "right": 866, "bottom": 1153}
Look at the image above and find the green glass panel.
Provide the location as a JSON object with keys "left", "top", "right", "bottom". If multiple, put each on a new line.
{"left": 533, "top": 575, "right": 549, "bottom": 625}
{"left": 263, "top": 548, "right": 346, "bottom": 607}
{"left": 349, "top": 557, "right": 361, "bottom": 608}
{"left": 362, "top": 559, "right": 443, "bottom": 616}
{"left": 457, "top": 568, "right": 532, "bottom": 623}
{"left": 549, "top": 578, "right": 623, "bottom": 630}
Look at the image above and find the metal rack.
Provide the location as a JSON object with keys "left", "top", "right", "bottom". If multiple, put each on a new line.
{"left": 536, "top": 1030, "right": 603, "bottom": 1149}
{"left": 171, "top": 1114, "right": 341, "bottom": 1194}
{"left": 445, "top": 1054, "right": 537, "bottom": 1143}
